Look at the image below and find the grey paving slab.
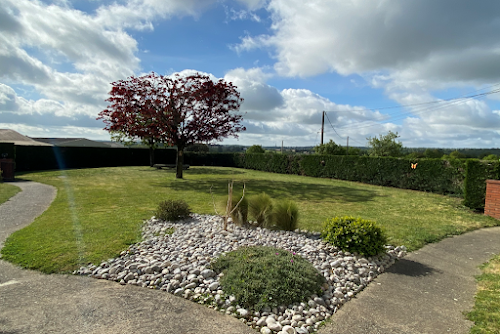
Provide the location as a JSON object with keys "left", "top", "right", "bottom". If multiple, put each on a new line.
{"left": 319, "top": 226, "right": 500, "bottom": 334}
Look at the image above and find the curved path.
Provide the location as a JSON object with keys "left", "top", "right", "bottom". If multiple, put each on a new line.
{"left": 1, "top": 181, "right": 500, "bottom": 334}
{"left": 0, "top": 181, "right": 253, "bottom": 334}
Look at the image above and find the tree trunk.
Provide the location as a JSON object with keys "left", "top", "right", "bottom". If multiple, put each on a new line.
{"left": 176, "top": 148, "right": 184, "bottom": 179}
{"left": 148, "top": 138, "right": 155, "bottom": 167}
{"left": 149, "top": 146, "right": 155, "bottom": 167}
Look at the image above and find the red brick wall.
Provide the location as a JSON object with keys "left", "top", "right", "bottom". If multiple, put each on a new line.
{"left": 485, "top": 180, "right": 500, "bottom": 219}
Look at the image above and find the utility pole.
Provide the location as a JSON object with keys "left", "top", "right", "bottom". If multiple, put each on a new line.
{"left": 346, "top": 136, "right": 349, "bottom": 155}
{"left": 321, "top": 111, "right": 325, "bottom": 145}
{"left": 281, "top": 140, "right": 283, "bottom": 154}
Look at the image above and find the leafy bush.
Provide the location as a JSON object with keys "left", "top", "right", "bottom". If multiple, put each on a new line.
{"left": 273, "top": 199, "right": 299, "bottom": 231}
{"left": 248, "top": 193, "right": 273, "bottom": 227}
{"left": 209, "top": 246, "right": 325, "bottom": 311}
{"left": 155, "top": 199, "right": 191, "bottom": 222}
{"left": 321, "top": 216, "right": 388, "bottom": 256}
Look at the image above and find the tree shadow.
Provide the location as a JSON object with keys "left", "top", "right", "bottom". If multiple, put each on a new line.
{"left": 386, "top": 258, "right": 441, "bottom": 277}
{"left": 140, "top": 167, "right": 244, "bottom": 175}
{"left": 184, "top": 168, "right": 245, "bottom": 176}
{"left": 162, "top": 178, "right": 378, "bottom": 203}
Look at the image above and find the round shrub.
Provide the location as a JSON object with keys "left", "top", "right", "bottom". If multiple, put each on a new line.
{"left": 273, "top": 199, "right": 299, "bottom": 231}
{"left": 321, "top": 216, "right": 388, "bottom": 256}
{"left": 209, "top": 246, "right": 325, "bottom": 311}
{"left": 248, "top": 193, "right": 273, "bottom": 227}
{"left": 155, "top": 199, "right": 191, "bottom": 222}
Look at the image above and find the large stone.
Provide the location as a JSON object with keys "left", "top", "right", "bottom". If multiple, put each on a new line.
{"left": 260, "top": 327, "right": 272, "bottom": 334}
{"left": 282, "top": 325, "right": 296, "bottom": 334}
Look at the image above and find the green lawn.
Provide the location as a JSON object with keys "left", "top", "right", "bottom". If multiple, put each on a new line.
{"left": 1, "top": 166, "right": 498, "bottom": 274}
{"left": 0, "top": 183, "right": 21, "bottom": 205}
{"left": 467, "top": 254, "right": 500, "bottom": 334}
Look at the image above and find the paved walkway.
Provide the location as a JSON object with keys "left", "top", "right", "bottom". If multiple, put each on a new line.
{"left": 1, "top": 181, "right": 499, "bottom": 334}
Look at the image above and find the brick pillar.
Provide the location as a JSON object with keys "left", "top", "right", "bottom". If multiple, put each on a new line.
{"left": 485, "top": 180, "right": 500, "bottom": 219}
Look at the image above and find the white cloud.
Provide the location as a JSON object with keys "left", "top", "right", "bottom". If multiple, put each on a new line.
{"left": 238, "top": 0, "right": 500, "bottom": 86}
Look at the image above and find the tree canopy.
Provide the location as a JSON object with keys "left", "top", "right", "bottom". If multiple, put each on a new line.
{"left": 246, "top": 145, "right": 265, "bottom": 154}
{"left": 98, "top": 72, "right": 245, "bottom": 178}
{"left": 314, "top": 139, "right": 360, "bottom": 156}
{"left": 367, "top": 131, "right": 403, "bottom": 157}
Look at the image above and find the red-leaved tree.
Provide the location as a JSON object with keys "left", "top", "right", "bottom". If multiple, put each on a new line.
{"left": 98, "top": 72, "right": 245, "bottom": 178}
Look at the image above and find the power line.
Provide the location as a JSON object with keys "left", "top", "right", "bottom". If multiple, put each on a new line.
{"left": 327, "top": 85, "right": 500, "bottom": 132}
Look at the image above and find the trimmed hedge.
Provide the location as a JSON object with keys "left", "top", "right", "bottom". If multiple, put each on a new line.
{"left": 299, "top": 155, "right": 466, "bottom": 196}
{"left": 463, "top": 160, "right": 500, "bottom": 210}
{"left": 15, "top": 146, "right": 177, "bottom": 171}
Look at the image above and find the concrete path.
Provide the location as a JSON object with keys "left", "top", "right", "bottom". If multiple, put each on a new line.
{"left": 0, "top": 181, "right": 254, "bottom": 334}
{"left": 1, "top": 181, "right": 499, "bottom": 334}
{"left": 319, "top": 226, "right": 500, "bottom": 334}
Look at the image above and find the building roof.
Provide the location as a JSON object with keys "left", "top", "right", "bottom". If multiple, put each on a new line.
{"left": 33, "top": 138, "right": 119, "bottom": 148}
{"left": 0, "top": 129, "right": 53, "bottom": 146}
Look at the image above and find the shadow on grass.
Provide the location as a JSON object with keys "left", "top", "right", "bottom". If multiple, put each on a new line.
{"left": 141, "top": 167, "right": 245, "bottom": 175}
{"left": 163, "top": 178, "right": 378, "bottom": 203}
{"left": 387, "top": 258, "right": 441, "bottom": 277}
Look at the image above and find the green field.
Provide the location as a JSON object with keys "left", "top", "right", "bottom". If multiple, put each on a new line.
{"left": 1, "top": 166, "right": 498, "bottom": 274}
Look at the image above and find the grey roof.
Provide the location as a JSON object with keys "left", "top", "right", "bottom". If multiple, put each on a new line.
{"left": 32, "top": 138, "right": 116, "bottom": 148}
{"left": 0, "top": 129, "right": 53, "bottom": 146}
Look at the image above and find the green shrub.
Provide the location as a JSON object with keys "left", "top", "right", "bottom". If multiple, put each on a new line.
{"left": 248, "top": 193, "right": 273, "bottom": 227}
{"left": 273, "top": 199, "right": 299, "bottom": 231}
{"left": 155, "top": 199, "right": 191, "bottom": 222}
{"left": 321, "top": 216, "right": 388, "bottom": 256}
{"left": 209, "top": 246, "right": 325, "bottom": 311}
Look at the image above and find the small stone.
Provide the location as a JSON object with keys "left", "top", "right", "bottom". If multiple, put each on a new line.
{"left": 208, "top": 282, "right": 219, "bottom": 291}
{"left": 237, "top": 308, "right": 249, "bottom": 317}
{"left": 282, "top": 325, "right": 296, "bottom": 334}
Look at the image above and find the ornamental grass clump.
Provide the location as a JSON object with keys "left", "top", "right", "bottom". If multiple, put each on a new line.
{"left": 155, "top": 199, "right": 191, "bottom": 222}
{"left": 272, "top": 199, "right": 299, "bottom": 231}
{"left": 321, "top": 216, "right": 388, "bottom": 256}
{"left": 209, "top": 246, "right": 325, "bottom": 311}
{"left": 248, "top": 193, "right": 273, "bottom": 227}
{"left": 222, "top": 196, "right": 248, "bottom": 226}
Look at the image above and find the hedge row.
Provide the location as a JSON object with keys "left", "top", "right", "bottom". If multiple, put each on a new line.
{"left": 463, "top": 160, "right": 500, "bottom": 210}
{"left": 15, "top": 146, "right": 177, "bottom": 171}
{"left": 231, "top": 154, "right": 466, "bottom": 196}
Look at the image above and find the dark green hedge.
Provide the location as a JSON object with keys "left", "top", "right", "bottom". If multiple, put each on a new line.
{"left": 15, "top": 146, "right": 177, "bottom": 171}
{"left": 299, "top": 155, "right": 466, "bottom": 195}
{"left": 183, "top": 152, "right": 241, "bottom": 167}
{"left": 463, "top": 160, "right": 500, "bottom": 210}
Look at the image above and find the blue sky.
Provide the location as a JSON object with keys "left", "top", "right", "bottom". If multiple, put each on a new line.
{"left": 2, "top": 0, "right": 500, "bottom": 148}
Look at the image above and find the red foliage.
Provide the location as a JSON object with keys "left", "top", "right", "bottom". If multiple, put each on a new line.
{"left": 98, "top": 72, "right": 245, "bottom": 149}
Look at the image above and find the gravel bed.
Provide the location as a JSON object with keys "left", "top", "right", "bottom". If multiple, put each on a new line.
{"left": 74, "top": 214, "right": 406, "bottom": 334}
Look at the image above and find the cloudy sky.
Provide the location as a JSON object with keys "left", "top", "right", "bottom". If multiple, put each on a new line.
{"left": 2, "top": 0, "right": 500, "bottom": 148}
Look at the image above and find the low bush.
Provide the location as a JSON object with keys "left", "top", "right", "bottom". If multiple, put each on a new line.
{"left": 155, "top": 199, "right": 191, "bottom": 222}
{"left": 321, "top": 216, "right": 388, "bottom": 256}
{"left": 248, "top": 193, "right": 273, "bottom": 227}
{"left": 209, "top": 246, "right": 325, "bottom": 311}
{"left": 273, "top": 199, "right": 299, "bottom": 231}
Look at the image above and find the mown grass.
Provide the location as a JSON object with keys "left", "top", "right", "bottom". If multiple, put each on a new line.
{"left": 0, "top": 183, "right": 21, "bottom": 205}
{"left": 1, "top": 166, "right": 498, "bottom": 274}
{"left": 467, "top": 254, "right": 500, "bottom": 334}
